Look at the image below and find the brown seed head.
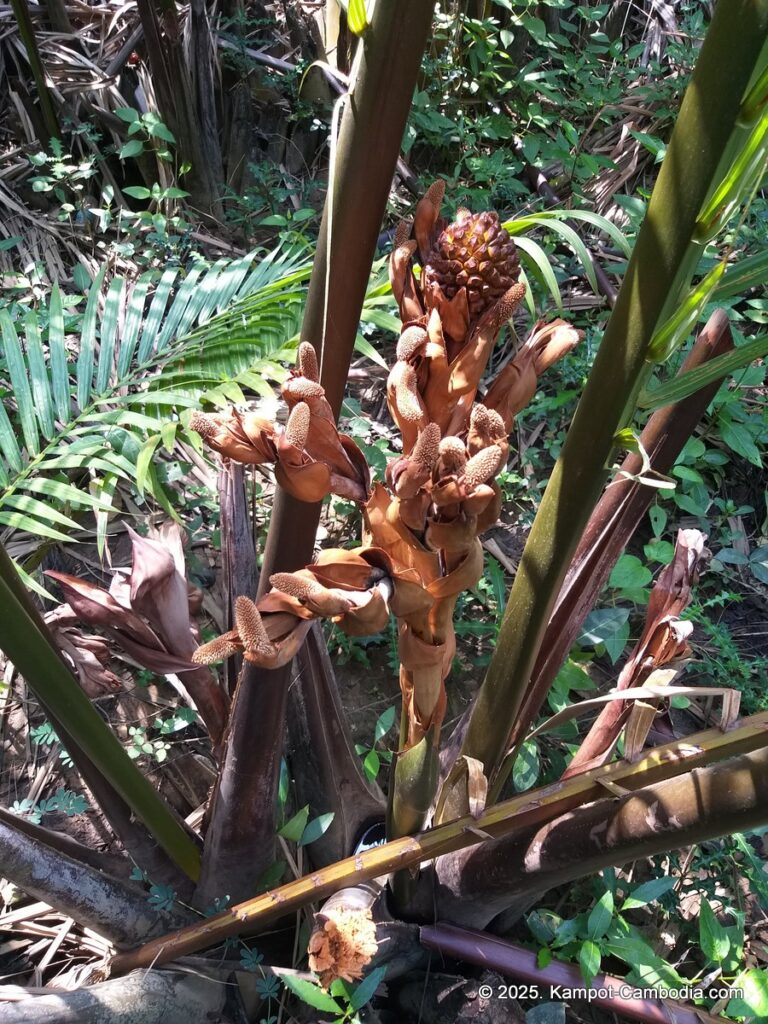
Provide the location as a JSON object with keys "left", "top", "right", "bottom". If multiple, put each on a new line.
{"left": 396, "top": 326, "right": 429, "bottom": 362}
{"left": 192, "top": 635, "right": 241, "bottom": 665}
{"left": 285, "top": 402, "right": 310, "bottom": 449}
{"left": 437, "top": 436, "right": 467, "bottom": 475}
{"left": 393, "top": 363, "right": 424, "bottom": 423}
{"left": 235, "top": 596, "right": 275, "bottom": 659}
{"left": 423, "top": 210, "right": 520, "bottom": 321}
{"left": 189, "top": 411, "right": 216, "bottom": 439}
{"left": 284, "top": 377, "right": 325, "bottom": 401}
{"left": 464, "top": 445, "right": 504, "bottom": 489}
{"left": 412, "top": 422, "right": 441, "bottom": 469}
{"left": 298, "top": 342, "right": 320, "bottom": 382}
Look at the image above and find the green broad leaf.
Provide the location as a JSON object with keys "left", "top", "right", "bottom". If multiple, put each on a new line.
{"left": 13, "top": 560, "right": 54, "bottom": 601}
{"left": 374, "top": 705, "right": 396, "bottom": 742}
{"left": 48, "top": 284, "right": 70, "bottom": 425}
{"left": 587, "top": 890, "right": 614, "bottom": 940}
{"left": 135, "top": 434, "right": 162, "bottom": 497}
{"left": 699, "top": 897, "right": 731, "bottom": 963}
{"left": 749, "top": 545, "right": 768, "bottom": 585}
{"left": 117, "top": 275, "right": 152, "bottom": 379}
{"left": 1, "top": 493, "right": 81, "bottom": 532}
{"left": 299, "top": 812, "right": 335, "bottom": 847}
{"left": 114, "top": 107, "right": 139, "bottom": 123}
{"left": 512, "top": 234, "right": 563, "bottom": 309}
{"left": 279, "top": 805, "right": 309, "bottom": 842}
{"left": 512, "top": 739, "right": 540, "bottom": 792}
{"left": 646, "top": 261, "right": 726, "bottom": 364}
{"left": 354, "top": 333, "right": 388, "bottom": 369}
{"left": 648, "top": 504, "right": 667, "bottom": 538}
{"left": 76, "top": 264, "right": 108, "bottom": 411}
{"left": 578, "top": 940, "right": 601, "bottom": 986}
{"left": 347, "top": 0, "right": 369, "bottom": 35}
{"left": 20, "top": 477, "right": 112, "bottom": 512}
{"left": 621, "top": 876, "right": 676, "bottom": 910}
{"left": 160, "top": 420, "right": 177, "bottom": 453}
{"left": 278, "top": 972, "right": 342, "bottom": 1013}
{"left": 719, "top": 418, "right": 762, "bottom": 466}
{"left": 638, "top": 332, "right": 768, "bottom": 410}
{"left": 147, "top": 122, "right": 176, "bottom": 144}
{"left": 0, "top": 511, "right": 73, "bottom": 542}
{"left": 363, "top": 748, "right": 380, "bottom": 782}
{"left": 96, "top": 277, "right": 124, "bottom": 394}
{"left": 350, "top": 965, "right": 387, "bottom": 1010}
{"left": 715, "top": 250, "right": 768, "bottom": 300}
{"left": 609, "top": 554, "right": 652, "bottom": 591}
{"left": 553, "top": 660, "right": 596, "bottom": 696}
{"left": 0, "top": 312, "right": 39, "bottom": 457}
{"left": 23, "top": 312, "right": 54, "bottom": 439}
{"left": 537, "top": 947, "right": 553, "bottom": 969}
{"left": 726, "top": 968, "right": 768, "bottom": 1018}
{"left": 0, "top": 399, "right": 23, "bottom": 474}
{"left": 120, "top": 141, "right": 145, "bottom": 160}
{"left": 578, "top": 607, "right": 631, "bottom": 648}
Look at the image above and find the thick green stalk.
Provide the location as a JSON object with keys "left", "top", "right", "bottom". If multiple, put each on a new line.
{"left": 456, "top": 0, "right": 768, "bottom": 788}
{"left": 0, "top": 548, "right": 201, "bottom": 881}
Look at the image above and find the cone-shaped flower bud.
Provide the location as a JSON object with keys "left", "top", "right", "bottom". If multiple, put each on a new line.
{"left": 386, "top": 422, "right": 440, "bottom": 500}
{"left": 423, "top": 210, "right": 520, "bottom": 326}
{"left": 436, "top": 436, "right": 467, "bottom": 477}
{"left": 298, "top": 341, "right": 320, "bottom": 382}
{"left": 269, "top": 572, "right": 354, "bottom": 618}
{"left": 284, "top": 402, "right": 310, "bottom": 449}
{"left": 464, "top": 444, "right": 505, "bottom": 489}
{"left": 234, "top": 596, "right": 277, "bottom": 662}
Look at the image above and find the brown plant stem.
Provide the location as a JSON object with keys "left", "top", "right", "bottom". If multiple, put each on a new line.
{"left": 198, "top": 0, "right": 437, "bottom": 905}
{"left": 420, "top": 925, "right": 728, "bottom": 1024}
{"left": 425, "top": 745, "right": 768, "bottom": 928}
{"left": 193, "top": 659, "right": 288, "bottom": 908}
{"left": 109, "top": 712, "right": 768, "bottom": 973}
{"left": 0, "top": 814, "right": 193, "bottom": 948}
{"left": 288, "top": 624, "right": 385, "bottom": 868}
{"left": 487, "top": 308, "right": 733, "bottom": 797}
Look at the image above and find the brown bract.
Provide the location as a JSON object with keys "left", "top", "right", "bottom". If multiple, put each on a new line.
{"left": 191, "top": 344, "right": 370, "bottom": 504}
{"left": 561, "top": 529, "right": 710, "bottom": 778}
{"left": 45, "top": 524, "right": 229, "bottom": 748}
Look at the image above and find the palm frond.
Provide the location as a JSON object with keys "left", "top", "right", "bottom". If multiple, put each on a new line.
{"left": 0, "top": 243, "right": 313, "bottom": 554}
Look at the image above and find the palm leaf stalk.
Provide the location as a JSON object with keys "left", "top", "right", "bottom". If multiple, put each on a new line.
{"left": 445, "top": 307, "right": 734, "bottom": 801}
{"left": 192, "top": 0, "right": 438, "bottom": 905}
{"left": 449, "top": 0, "right": 768, "bottom": 805}
{"left": 8, "top": 0, "right": 59, "bottom": 144}
{"left": 0, "top": 543, "right": 202, "bottom": 882}
{"left": 109, "top": 710, "right": 768, "bottom": 974}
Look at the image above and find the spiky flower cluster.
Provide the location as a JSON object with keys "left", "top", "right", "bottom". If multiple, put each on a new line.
{"left": 191, "top": 182, "right": 582, "bottom": 748}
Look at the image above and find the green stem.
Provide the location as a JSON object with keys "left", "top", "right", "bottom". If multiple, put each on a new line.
{"left": 456, "top": 0, "right": 768, "bottom": 789}
{"left": 10, "top": 0, "right": 59, "bottom": 144}
{"left": 0, "top": 545, "right": 201, "bottom": 881}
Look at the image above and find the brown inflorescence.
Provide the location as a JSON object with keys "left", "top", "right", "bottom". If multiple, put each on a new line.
{"left": 190, "top": 182, "right": 580, "bottom": 767}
